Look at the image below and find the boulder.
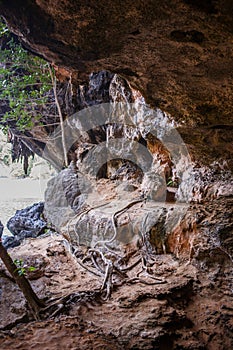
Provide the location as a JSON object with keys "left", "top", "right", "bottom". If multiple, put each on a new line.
{"left": 2, "top": 202, "right": 47, "bottom": 249}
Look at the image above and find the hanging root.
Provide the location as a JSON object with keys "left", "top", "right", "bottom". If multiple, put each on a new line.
{"left": 101, "top": 260, "right": 114, "bottom": 299}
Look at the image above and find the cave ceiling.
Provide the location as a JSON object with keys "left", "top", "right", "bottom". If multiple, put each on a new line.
{"left": 0, "top": 0, "right": 233, "bottom": 165}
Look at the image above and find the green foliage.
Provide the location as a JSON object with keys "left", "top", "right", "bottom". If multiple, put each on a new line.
{"left": 0, "top": 18, "right": 52, "bottom": 131}
{"left": 167, "top": 176, "right": 179, "bottom": 188}
{"left": 167, "top": 177, "right": 174, "bottom": 187}
{"left": 0, "top": 20, "right": 9, "bottom": 36}
{"left": 13, "top": 258, "right": 36, "bottom": 276}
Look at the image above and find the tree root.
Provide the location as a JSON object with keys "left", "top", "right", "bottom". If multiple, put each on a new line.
{"left": 65, "top": 197, "right": 167, "bottom": 300}
{"left": 72, "top": 246, "right": 166, "bottom": 299}
{"left": 38, "top": 290, "right": 103, "bottom": 319}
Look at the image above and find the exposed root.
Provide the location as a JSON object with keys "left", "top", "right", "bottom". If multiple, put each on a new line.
{"left": 38, "top": 290, "right": 103, "bottom": 319}
{"left": 75, "top": 255, "right": 102, "bottom": 277}
{"left": 66, "top": 197, "right": 167, "bottom": 299}
{"left": 126, "top": 277, "right": 166, "bottom": 285}
{"left": 71, "top": 245, "right": 166, "bottom": 299}
{"left": 94, "top": 197, "right": 145, "bottom": 249}
{"left": 101, "top": 260, "right": 114, "bottom": 299}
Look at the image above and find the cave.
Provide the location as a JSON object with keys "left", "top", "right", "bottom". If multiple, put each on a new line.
{"left": 0, "top": 1, "right": 232, "bottom": 349}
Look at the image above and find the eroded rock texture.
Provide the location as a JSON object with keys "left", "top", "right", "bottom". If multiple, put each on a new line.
{"left": 41, "top": 74, "right": 232, "bottom": 349}
{"left": 1, "top": 0, "right": 233, "bottom": 127}
{"left": 0, "top": 1, "right": 232, "bottom": 349}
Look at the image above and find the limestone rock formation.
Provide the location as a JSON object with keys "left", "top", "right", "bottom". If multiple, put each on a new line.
{"left": 0, "top": 1, "right": 232, "bottom": 349}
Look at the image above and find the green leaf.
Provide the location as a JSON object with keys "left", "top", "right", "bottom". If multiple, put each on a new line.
{"left": 28, "top": 266, "right": 36, "bottom": 272}
{"left": 18, "top": 268, "right": 26, "bottom": 276}
{"left": 0, "top": 18, "right": 54, "bottom": 132}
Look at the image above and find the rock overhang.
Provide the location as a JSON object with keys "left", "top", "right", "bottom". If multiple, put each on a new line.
{"left": 0, "top": 0, "right": 232, "bottom": 127}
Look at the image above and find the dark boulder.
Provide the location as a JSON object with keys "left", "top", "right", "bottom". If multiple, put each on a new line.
{"left": 2, "top": 202, "right": 47, "bottom": 249}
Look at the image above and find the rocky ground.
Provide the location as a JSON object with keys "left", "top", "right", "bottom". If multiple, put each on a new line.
{"left": 0, "top": 151, "right": 232, "bottom": 349}
{"left": 0, "top": 195, "right": 232, "bottom": 350}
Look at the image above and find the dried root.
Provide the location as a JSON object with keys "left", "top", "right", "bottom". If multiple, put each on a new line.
{"left": 66, "top": 198, "right": 167, "bottom": 299}
{"left": 38, "top": 290, "right": 103, "bottom": 319}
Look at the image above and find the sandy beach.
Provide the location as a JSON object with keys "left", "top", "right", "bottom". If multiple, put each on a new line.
{"left": 0, "top": 178, "right": 49, "bottom": 234}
